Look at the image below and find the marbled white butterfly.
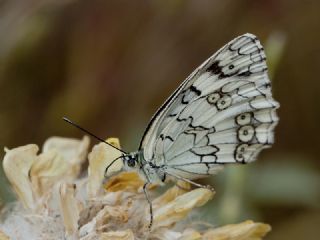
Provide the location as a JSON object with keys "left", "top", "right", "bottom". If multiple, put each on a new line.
{"left": 65, "top": 33, "right": 279, "bottom": 229}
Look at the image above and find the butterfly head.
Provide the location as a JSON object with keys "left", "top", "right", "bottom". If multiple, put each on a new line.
{"left": 123, "top": 152, "right": 139, "bottom": 170}
{"left": 103, "top": 153, "right": 136, "bottom": 178}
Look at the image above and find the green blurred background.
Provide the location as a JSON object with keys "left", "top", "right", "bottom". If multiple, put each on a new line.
{"left": 0, "top": 0, "right": 319, "bottom": 239}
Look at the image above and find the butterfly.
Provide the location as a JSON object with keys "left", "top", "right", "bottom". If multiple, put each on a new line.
{"left": 64, "top": 33, "right": 279, "bottom": 229}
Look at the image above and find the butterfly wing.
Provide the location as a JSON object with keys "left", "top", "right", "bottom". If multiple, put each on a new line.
{"left": 139, "top": 33, "right": 279, "bottom": 180}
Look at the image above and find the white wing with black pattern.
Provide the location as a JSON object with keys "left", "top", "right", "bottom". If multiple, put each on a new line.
{"left": 139, "top": 33, "right": 279, "bottom": 180}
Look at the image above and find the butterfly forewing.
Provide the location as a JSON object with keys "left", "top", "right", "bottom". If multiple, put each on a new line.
{"left": 140, "top": 33, "right": 279, "bottom": 180}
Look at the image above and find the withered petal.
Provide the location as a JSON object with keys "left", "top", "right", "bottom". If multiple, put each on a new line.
{"left": 30, "top": 150, "right": 69, "bottom": 199}
{"left": 87, "top": 138, "right": 123, "bottom": 198}
{"left": 153, "top": 188, "right": 214, "bottom": 228}
{"left": 179, "top": 228, "right": 202, "bottom": 240}
{"left": 104, "top": 172, "right": 144, "bottom": 193}
{"left": 99, "top": 230, "right": 134, "bottom": 240}
{"left": 0, "top": 230, "right": 10, "bottom": 240}
{"left": 3, "top": 144, "right": 38, "bottom": 209}
{"left": 42, "top": 136, "right": 90, "bottom": 177}
{"left": 202, "top": 220, "right": 271, "bottom": 240}
{"left": 59, "top": 183, "right": 80, "bottom": 237}
{"left": 153, "top": 181, "right": 191, "bottom": 208}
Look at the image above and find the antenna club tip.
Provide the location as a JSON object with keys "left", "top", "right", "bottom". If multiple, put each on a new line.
{"left": 63, "top": 117, "right": 71, "bottom": 123}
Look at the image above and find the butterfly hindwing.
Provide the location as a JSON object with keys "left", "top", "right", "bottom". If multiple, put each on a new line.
{"left": 140, "top": 33, "right": 279, "bottom": 180}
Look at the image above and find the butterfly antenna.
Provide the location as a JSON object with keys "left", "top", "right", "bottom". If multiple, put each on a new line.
{"left": 63, "top": 117, "right": 127, "bottom": 154}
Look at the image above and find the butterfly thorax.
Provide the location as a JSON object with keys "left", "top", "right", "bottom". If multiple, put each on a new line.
{"left": 123, "top": 151, "right": 166, "bottom": 185}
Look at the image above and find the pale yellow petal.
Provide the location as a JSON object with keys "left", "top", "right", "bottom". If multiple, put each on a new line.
{"left": 30, "top": 150, "right": 69, "bottom": 199}
{"left": 104, "top": 172, "right": 144, "bottom": 192}
{"left": 2, "top": 144, "right": 38, "bottom": 209}
{"left": 153, "top": 188, "right": 214, "bottom": 228}
{"left": 59, "top": 183, "right": 80, "bottom": 237}
{"left": 152, "top": 229, "right": 182, "bottom": 240}
{"left": 179, "top": 228, "right": 202, "bottom": 240}
{"left": 99, "top": 138, "right": 123, "bottom": 175}
{"left": 95, "top": 205, "right": 129, "bottom": 226}
{"left": 78, "top": 205, "right": 130, "bottom": 239}
{"left": 202, "top": 220, "right": 271, "bottom": 240}
{"left": 100, "top": 230, "right": 134, "bottom": 240}
{"left": 153, "top": 181, "right": 191, "bottom": 208}
{"left": 78, "top": 202, "right": 104, "bottom": 228}
{"left": 87, "top": 138, "right": 123, "bottom": 198}
{"left": 0, "top": 231, "right": 10, "bottom": 240}
{"left": 42, "top": 136, "right": 90, "bottom": 177}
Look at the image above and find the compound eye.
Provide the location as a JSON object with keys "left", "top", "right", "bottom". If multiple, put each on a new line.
{"left": 127, "top": 158, "right": 136, "bottom": 167}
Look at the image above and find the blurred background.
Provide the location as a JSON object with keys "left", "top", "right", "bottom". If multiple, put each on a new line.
{"left": 0, "top": 0, "right": 319, "bottom": 239}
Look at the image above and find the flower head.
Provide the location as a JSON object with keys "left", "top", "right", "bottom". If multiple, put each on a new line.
{"left": 1, "top": 137, "right": 271, "bottom": 239}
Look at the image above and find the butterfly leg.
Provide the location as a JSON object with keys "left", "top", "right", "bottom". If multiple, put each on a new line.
{"left": 143, "top": 182, "right": 153, "bottom": 229}
{"left": 165, "top": 172, "right": 215, "bottom": 192}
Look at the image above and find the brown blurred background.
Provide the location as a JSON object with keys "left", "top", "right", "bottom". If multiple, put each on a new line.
{"left": 0, "top": 0, "right": 319, "bottom": 239}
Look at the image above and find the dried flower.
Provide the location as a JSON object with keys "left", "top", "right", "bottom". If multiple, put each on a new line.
{"left": 1, "top": 136, "right": 271, "bottom": 240}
